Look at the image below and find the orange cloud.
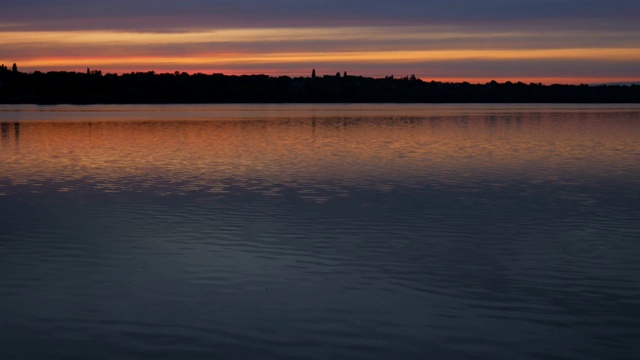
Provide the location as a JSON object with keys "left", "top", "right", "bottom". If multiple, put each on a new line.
{"left": 16, "top": 48, "right": 640, "bottom": 67}
{"left": 2, "top": 26, "right": 639, "bottom": 83}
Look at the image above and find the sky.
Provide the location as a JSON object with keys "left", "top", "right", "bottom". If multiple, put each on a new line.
{"left": 1, "top": 0, "right": 639, "bottom": 84}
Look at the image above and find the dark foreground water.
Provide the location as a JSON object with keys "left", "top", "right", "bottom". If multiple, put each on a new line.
{"left": 1, "top": 104, "right": 639, "bottom": 359}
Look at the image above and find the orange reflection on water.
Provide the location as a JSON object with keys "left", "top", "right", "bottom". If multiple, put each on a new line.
{"left": 1, "top": 105, "right": 639, "bottom": 197}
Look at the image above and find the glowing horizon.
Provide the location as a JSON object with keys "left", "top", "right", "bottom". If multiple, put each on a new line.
{"left": 1, "top": 1, "right": 639, "bottom": 84}
{"left": 6, "top": 41, "right": 639, "bottom": 84}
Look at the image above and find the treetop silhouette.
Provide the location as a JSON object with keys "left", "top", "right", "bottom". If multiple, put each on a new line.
{"left": 0, "top": 68, "right": 638, "bottom": 104}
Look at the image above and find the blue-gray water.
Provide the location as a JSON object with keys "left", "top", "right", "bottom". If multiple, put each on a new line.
{"left": 1, "top": 104, "right": 639, "bottom": 359}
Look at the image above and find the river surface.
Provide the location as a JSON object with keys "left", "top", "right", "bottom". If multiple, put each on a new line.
{"left": 1, "top": 104, "right": 639, "bottom": 359}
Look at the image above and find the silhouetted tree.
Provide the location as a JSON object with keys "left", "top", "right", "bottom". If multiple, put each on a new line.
{"left": 1, "top": 70, "right": 639, "bottom": 104}
{"left": 312, "top": 69, "right": 316, "bottom": 79}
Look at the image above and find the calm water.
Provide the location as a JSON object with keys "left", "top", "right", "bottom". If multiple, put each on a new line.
{"left": 1, "top": 104, "right": 639, "bottom": 360}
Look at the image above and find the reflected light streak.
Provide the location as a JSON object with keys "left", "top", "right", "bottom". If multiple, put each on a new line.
{"left": 2, "top": 108, "right": 639, "bottom": 196}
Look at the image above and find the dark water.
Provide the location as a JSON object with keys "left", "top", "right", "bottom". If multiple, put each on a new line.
{"left": 1, "top": 104, "right": 639, "bottom": 359}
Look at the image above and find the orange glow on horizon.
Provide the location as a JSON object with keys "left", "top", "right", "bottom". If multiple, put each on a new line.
{"left": 3, "top": 26, "right": 639, "bottom": 84}
{"left": 421, "top": 77, "right": 640, "bottom": 85}
{"left": 9, "top": 48, "right": 639, "bottom": 85}
{"left": 16, "top": 48, "right": 640, "bottom": 67}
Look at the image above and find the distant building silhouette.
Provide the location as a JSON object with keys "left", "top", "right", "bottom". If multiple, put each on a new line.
{"left": 312, "top": 69, "right": 316, "bottom": 79}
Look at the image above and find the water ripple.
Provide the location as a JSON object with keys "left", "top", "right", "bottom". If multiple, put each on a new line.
{"left": 1, "top": 104, "right": 640, "bottom": 359}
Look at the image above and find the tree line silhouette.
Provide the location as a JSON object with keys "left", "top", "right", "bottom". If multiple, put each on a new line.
{"left": 1, "top": 65, "right": 638, "bottom": 103}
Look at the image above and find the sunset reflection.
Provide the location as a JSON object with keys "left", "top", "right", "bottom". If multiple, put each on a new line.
{"left": 1, "top": 105, "right": 639, "bottom": 199}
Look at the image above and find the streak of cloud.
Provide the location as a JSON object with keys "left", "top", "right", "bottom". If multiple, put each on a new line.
{"left": 1, "top": 1, "right": 639, "bottom": 83}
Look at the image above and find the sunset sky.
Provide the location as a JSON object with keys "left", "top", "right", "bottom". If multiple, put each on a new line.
{"left": 1, "top": 0, "right": 639, "bottom": 84}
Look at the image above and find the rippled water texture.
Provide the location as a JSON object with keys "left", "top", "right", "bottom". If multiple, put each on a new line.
{"left": 1, "top": 104, "right": 640, "bottom": 359}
